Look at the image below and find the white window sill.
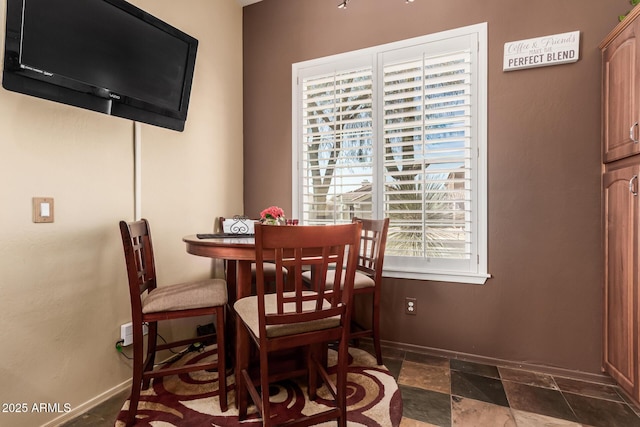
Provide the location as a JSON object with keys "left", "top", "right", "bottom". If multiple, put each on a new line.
{"left": 383, "top": 267, "right": 491, "bottom": 285}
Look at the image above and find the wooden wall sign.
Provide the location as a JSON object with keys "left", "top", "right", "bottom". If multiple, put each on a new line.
{"left": 503, "top": 31, "right": 580, "bottom": 71}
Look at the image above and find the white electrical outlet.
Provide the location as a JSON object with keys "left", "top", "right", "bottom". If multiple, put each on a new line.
{"left": 405, "top": 297, "right": 417, "bottom": 315}
{"left": 120, "top": 322, "right": 148, "bottom": 346}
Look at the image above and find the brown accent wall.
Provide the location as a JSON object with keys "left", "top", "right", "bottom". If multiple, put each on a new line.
{"left": 242, "top": 0, "right": 630, "bottom": 374}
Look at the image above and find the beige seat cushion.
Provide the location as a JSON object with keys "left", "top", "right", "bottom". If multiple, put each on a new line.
{"left": 251, "top": 262, "right": 287, "bottom": 277}
{"left": 234, "top": 291, "right": 340, "bottom": 338}
{"left": 142, "top": 278, "right": 228, "bottom": 314}
{"left": 301, "top": 270, "right": 374, "bottom": 290}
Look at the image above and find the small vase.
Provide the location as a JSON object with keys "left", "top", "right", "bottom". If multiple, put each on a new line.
{"left": 263, "top": 217, "right": 285, "bottom": 226}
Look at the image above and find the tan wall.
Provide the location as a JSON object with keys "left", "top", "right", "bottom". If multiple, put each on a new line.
{"left": 0, "top": 1, "right": 243, "bottom": 425}
{"left": 243, "top": 0, "right": 630, "bottom": 374}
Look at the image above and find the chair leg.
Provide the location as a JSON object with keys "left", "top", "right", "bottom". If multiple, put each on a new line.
{"left": 236, "top": 324, "right": 250, "bottom": 418}
{"left": 143, "top": 321, "right": 158, "bottom": 389}
{"left": 307, "top": 345, "right": 318, "bottom": 400}
{"left": 351, "top": 300, "right": 360, "bottom": 348}
{"left": 259, "top": 346, "right": 272, "bottom": 426}
{"left": 127, "top": 326, "right": 145, "bottom": 426}
{"left": 216, "top": 308, "right": 228, "bottom": 412}
{"left": 336, "top": 338, "right": 349, "bottom": 427}
{"left": 127, "top": 371, "right": 142, "bottom": 426}
{"left": 372, "top": 294, "right": 383, "bottom": 366}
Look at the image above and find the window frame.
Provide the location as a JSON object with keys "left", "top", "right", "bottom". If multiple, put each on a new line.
{"left": 292, "top": 23, "right": 489, "bottom": 285}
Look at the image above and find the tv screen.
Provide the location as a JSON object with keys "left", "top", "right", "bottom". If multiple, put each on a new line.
{"left": 2, "top": 0, "right": 198, "bottom": 131}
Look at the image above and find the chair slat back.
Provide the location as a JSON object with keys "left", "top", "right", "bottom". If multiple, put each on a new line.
{"left": 119, "top": 219, "right": 157, "bottom": 305}
{"left": 254, "top": 223, "right": 361, "bottom": 331}
{"left": 352, "top": 217, "right": 389, "bottom": 280}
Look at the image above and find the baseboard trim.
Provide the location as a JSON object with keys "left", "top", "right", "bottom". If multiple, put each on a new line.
{"left": 44, "top": 379, "right": 131, "bottom": 427}
{"left": 380, "top": 339, "right": 614, "bottom": 385}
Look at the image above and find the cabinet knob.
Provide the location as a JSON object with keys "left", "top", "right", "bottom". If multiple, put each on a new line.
{"left": 630, "top": 175, "right": 638, "bottom": 196}
{"left": 630, "top": 122, "right": 639, "bottom": 144}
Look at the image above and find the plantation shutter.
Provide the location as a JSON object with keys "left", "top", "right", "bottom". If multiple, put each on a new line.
{"left": 300, "top": 65, "right": 374, "bottom": 223}
{"left": 380, "top": 34, "right": 479, "bottom": 275}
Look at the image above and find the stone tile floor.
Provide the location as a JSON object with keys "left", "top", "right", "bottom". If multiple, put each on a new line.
{"left": 62, "top": 343, "right": 640, "bottom": 426}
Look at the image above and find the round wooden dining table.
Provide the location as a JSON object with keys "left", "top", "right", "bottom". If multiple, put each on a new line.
{"left": 183, "top": 234, "right": 261, "bottom": 404}
{"left": 183, "top": 234, "right": 257, "bottom": 302}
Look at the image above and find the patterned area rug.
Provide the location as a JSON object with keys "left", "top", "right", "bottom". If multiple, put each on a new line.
{"left": 116, "top": 346, "right": 402, "bottom": 426}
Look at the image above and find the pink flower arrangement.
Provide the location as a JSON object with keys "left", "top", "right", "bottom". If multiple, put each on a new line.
{"left": 260, "top": 206, "right": 285, "bottom": 221}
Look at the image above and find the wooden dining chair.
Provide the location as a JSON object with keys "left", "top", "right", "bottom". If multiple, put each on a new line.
{"left": 302, "top": 217, "right": 389, "bottom": 365}
{"left": 218, "top": 216, "right": 286, "bottom": 292}
{"left": 348, "top": 217, "right": 389, "bottom": 365}
{"left": 119, "top": 219, "right": 228, "bottom": 427}
{"left": 234, "top": 222, "right": 362, "bottom": 427}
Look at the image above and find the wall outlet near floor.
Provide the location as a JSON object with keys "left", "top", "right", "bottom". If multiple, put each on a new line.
{"left": 405, "top": 297, "right": 417, "bottom": 315}
{"left": 120, "top": 322, "right": 148, "bottom": 346}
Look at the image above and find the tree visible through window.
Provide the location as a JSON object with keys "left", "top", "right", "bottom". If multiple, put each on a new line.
{"left": 301, "top": 67, "right": 374, "bottom": 222}
{"left": 293, "top": 23, "right": 488, "bottom": 284}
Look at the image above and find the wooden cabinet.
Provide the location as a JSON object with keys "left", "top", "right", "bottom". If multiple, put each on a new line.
{"left": 601, "top": 5, "right": 640, "bottom": 403}
{"left": 603, "top": 162, "right": 640, "bottom": 398}
{"left": 602, "top": 9, "right": 640, "bottom": 163}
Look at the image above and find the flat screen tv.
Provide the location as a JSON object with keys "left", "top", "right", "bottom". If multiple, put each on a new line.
{"left": 2, "top": 0, "right": 198, "bottom": 132}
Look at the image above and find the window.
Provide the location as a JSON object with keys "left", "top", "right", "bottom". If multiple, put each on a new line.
{"left": 292, "top": 23, "right": 488, "bottom": 284}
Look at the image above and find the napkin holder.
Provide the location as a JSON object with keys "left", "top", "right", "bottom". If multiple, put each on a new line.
{"left": 222, "top": 217, "right": 255, "bottom": 235}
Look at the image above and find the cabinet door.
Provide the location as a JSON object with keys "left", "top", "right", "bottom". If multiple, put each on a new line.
{"left": 603, "top": 163, "right": 640, "bottom": 398}
{"left": 603, "top": 22, "right": 640, "bottom": 163}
